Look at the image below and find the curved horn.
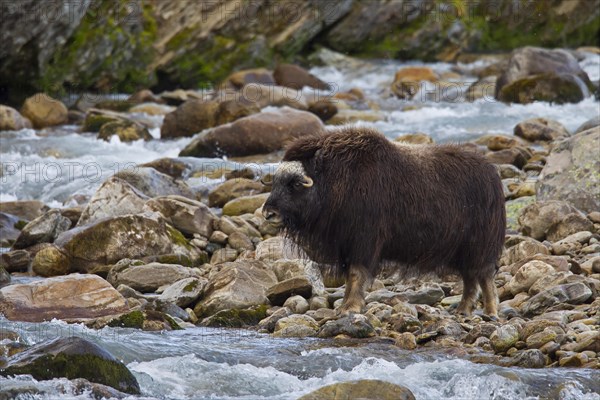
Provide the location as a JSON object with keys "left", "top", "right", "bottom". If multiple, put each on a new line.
{"left": 302, "top": 176, "right": 314, "bottom": 188}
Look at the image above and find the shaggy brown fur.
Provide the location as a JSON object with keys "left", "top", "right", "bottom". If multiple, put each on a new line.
{"left": 263, "top": 126, "right": 505, "bottom": 316}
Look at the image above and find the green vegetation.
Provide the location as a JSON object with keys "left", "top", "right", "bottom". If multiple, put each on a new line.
{"left": 108, "top": 310, "right": 145, "bottom": 329}
{"left": 201, "top": 305, "right": 269, "bottom": 328}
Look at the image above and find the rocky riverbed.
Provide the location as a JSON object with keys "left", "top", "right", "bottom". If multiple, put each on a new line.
{"left": 1, "top": 46, "right": 600, "bottom": 399}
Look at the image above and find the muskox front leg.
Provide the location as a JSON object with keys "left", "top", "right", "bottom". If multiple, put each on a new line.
{"left": 455, "top": 274, "right": 478, "bottom": 317}
{"left": 338, "top": 264, "right": 371, "bottom": 315}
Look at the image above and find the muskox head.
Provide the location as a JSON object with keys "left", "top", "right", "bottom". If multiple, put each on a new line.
{"left": 262, "top": 161, "right": 315, "bottom": 230}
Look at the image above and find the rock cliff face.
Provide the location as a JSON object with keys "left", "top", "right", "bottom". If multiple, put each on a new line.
{"left": 1, "top": 0, "right": 598, "bottom": 104}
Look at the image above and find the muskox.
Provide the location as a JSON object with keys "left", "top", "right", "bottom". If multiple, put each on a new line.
{"left": 262, "top": 126, "right": 505, "bottom": 317}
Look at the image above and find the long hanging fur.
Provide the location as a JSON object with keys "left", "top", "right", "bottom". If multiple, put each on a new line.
{"left": 277, "top": 126, "right": 506, "bottom": 283}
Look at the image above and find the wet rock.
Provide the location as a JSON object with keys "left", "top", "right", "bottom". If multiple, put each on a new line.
{"left": 518, "top": 200, "right": 592, "bottom": 241}
{"left": 56, "top": 214, "right": 196, "bottom": 273}
{"left": 114, "top": 167, "right": 196, "bottom": 200}
{"left": 298, "top": 380, "right": 415, "bottom": 400}
{"left": 273, "top": 314, "right": 318, "bottom": 337}
{"left": 0, "top": 274, "right": 129, "bottom": 322}
{"left": 0, "top": 212, "right": 21, "bottom": 247}
{"left": 222, "top": 68, "right": 275, "bottom": 89}
{"left": 161, "top": 99, "right": 259, "bottom": 139}
{"left": 20, "top": 93, "right": 68, "bottom": 128}
{"left": 179, "top": 107, "right": 324, "bottom": 158}
{"left": 266, "top": 277, "right": 313, "bottom": 306}
{"left": 241, "top": 84, "right": 308, "bottom": 110}
{"left": 558, "top": 353, "right": 589, "bottom": 367}
{"left": 496, "top": 47, "right": 592, "bottom": 104}
{"left": 391, "top": 67, "right": 438, "bottom": 99}
{"left": 509, "top": 349, "right": 547, "bottom": 368}
{"left": 283, "top": 295, "right": 310, "bottom": 314}
{"left": 258, "top": 307, "right": 291, "bottom": 332}
{"left": 0, "top": 105, "right": 31, "bottom": 130}
{"left": 507, "top": 260, "right": 556, "bottom": 295}
{"left": 490, "top": 325, "right": 520, "bottom": 353}
{"left": 222, "top": 193, "right": 269, "bottom": 216}
{"left": 144, "top": 195, "right": 217, "bottom": 238}
{"left": 208, "top": 178, "right": 266, "bottom": 208}
{"left": 107, "top": 261, "right": 197, "bottom": 293}
{"left": 13, "top": 209, "right": 71, "bottom": 249}
{"left": 139, "top": 158, "right": 188, "bottom": 179}
{"left": 537, "top": 127, "right": 600, "bottom": 213}
{"left": 0, "top": 337, "right": 140, "bottom": 394}
{"left": 0, "top": 201, "right": 47, "bottom": 221}
{"left": 194, "top": 260, "right": 277, "bottom": 317}
{"left": 98, "top": 120, "right": 152, "bottom": 142}
{"left": 0, "top": 249, "right": 30, "bottom": 273}
{"left": 483, "top": 135, "right": 520, "bottom": 151}
{"left": 574, "top": 115, "right": 600, "bottom": 134}
{"left": 514, "top": 118, "right": 570, "bottom": 142}
{"left": 31, "top": 245, "right": 70, "bottom": 277}
{"left": 77, "top": 177, "right": 149, "bottom": 226}
{"left": 466, "top": 76, "right": 496, "bottom": 102}
{"left": 522, "top": 283, "right": 593, "bottom": 317}
{"left": 318, "top": 314, "right": 376, "bottom": 339}
{"left": 273, "top": 64, "right": 329, "bottom": 90}
{"left": 0, "top": 266, "right": 9, "bottom": 287}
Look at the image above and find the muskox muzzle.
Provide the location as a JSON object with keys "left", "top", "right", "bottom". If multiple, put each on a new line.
{"left": 262, "top": 205, "right": 282, "bottom": 227}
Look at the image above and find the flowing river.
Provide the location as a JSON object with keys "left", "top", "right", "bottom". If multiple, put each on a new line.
{"left": 1, "top": 54, "right": 600, "bottom": 399}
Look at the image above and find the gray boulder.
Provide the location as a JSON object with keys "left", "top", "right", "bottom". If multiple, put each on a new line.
{"left": 536, "top": 127, "right": 600, "bottom": 213}
{"left": 13, "top": 209, "right": 71, "bottom": 249}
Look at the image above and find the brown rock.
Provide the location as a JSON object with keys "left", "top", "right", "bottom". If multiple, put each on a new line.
{"left": 297, "top": 380, "right": 416, "bottom": 400}
{"left": 0, "top": 105, "right": 31, "bottom": 130}
{"left": 20, "top": 93, "right": 68, "bottom": 128}
{"left": 179, "top": 107, "right": 324, "bottom": 158}
{"left": 0, "top": 200, "right": 48, "bottom": 221}
{"left": 161, "top": 99, "right": 259, "bottom": 139}
{"left": 395, "top": 133, "right": 434, "bottom": 145}
{"left": 0, "top": 274, "right": 129, "bottom": 322}
{"left": 222, "top": 68, "right": 275, "bottom": 89}
{"left": 208, "top": 178, "right": 266, "bottom": 208}
{"left": 98, "top": 120, "right": 152, "bottom": 142}
{"left": 273, "top": 64, "right": 330, "bottom": 90}
{"left": 486, "top": 147, "right": 529, "bottom": 168}
{"left": 514, "top": 118, "right": 570, "bottom": 142}
{"left": 266, "top": 277, "right": 313, "bottom": 306}
{"left": 391, "top": 67, "right": 438, "bottom": 99}
{"left": 31, "top": 245, "right": 71, "bottom": 277}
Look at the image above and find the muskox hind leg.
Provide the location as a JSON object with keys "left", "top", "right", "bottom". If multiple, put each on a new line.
{"left": 338, "top": 264, "right": 371, "bottom": 315}
{"left": 455, "top": 273, "right": 479, "bottom": 316}
{"left": 479, "top": 273, "right": 499, "bottom": 319}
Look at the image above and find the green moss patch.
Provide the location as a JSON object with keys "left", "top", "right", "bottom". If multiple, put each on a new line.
{"left": 200, "top": 305, "right": 269, "bottom": 328}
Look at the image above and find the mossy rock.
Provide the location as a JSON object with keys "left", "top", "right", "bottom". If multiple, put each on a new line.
{"left": 98, "top": 121, "right": 152, "bottom": 142}
{"left": 200, "top": 305, "right": 269, "bottom": 328}
{"left": 82, "top": 114, "right": 122, "bottom": 133}
{"left": 13, "top": 220, "right": 28, "bottom": 230}
{"left": 505, "top": 196, "right": 536, "bottom": 232}
{"left": 298, "top": 380, "right": 415, "bottom": 400}
{"left": 0, "top": 337, "right": 140, "bottom": 394}
{"left": 498, "top": 73, "right": 587, "bottom": 104}
{"left": 107, "top": 310, "right": 145, "bottom": 329}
